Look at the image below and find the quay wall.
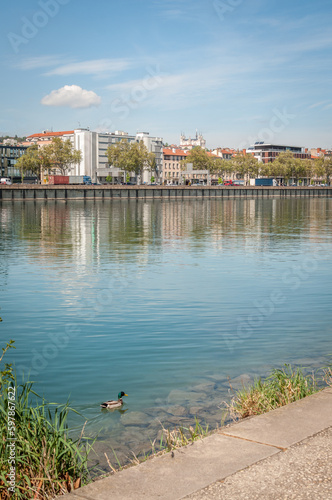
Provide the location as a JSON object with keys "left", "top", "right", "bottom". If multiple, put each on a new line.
{"left": 0, "top": 185, "right": 331, "bottom": 201}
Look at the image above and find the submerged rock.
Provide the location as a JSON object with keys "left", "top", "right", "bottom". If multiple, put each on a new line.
{"left": 167, "top": 405, "right": 187, "bottom": 417}
{"left": 191, "top": 382, "right": 217, "bottom": 393}
{"left": 229, "top": 373, "right": 253, "bottom": 390}
{"left": 121, "top": 411, "right": 149, "bottom": 426}
{"left": 167, "top": 390, "right": 206, "bottom": 405}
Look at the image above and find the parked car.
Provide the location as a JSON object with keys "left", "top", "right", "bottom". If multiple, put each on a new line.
{"left": 0, "top": 177, "right": 12, "bottom": 185}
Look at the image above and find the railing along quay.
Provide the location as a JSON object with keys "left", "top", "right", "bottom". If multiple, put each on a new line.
{"left": 0, "top": 185, "right": 331, "bottom": 201}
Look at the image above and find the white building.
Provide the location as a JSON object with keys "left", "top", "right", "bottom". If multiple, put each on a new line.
{"left": 26, "top": 129, "right": 163, "bottom": 184}
{"left": 180, "top": 131, "right": 206, "bottom": 150}
{"left": 136, "top": 132, "right": 163, "bottom": 183}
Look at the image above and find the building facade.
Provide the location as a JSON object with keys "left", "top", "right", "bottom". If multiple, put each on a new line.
{"left": 180, "top": 131, "right": 206, "bottom": 150}
{"left": 246, "top": 142, "right": 309, "bottom": 163}
{"left": 0, "top": 144, "right": 30, "bottom": 180}
{"left": 163, "top": 148, "right": 188, "bottom": 185}
{"left": 26, "top": 129, "right": 162, "bottom": 184}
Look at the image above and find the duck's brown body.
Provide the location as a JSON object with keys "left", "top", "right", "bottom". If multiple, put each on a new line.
{"left": 100, "top": 391, "right": 128, "bottom": 409}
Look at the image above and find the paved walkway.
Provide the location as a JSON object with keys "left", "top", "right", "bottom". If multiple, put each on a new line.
{"left": 60, "top": 388, "right": 332, "bottom": 500}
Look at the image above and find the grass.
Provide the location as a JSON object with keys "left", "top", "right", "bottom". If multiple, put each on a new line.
{"left": 100, "top": 417, "right": 214, "bottom": 476}
{"left": 227, "top": 364, "right": 320, "bottom": 420}
{"left": 159, "top": 418, "right": 211, "bottom": 452}
{"left": 0, "top": 342, "right": 94, "bottom": 499}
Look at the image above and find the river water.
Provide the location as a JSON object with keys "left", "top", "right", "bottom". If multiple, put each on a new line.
{"left": 0, "top": 198, "right": 331, "bottom": 470}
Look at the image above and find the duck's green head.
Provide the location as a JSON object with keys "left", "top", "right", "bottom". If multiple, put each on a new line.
{"left": 118, "top": 391, "right": 128, "bottom": 399}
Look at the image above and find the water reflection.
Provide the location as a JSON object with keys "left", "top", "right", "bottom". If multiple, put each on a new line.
{"left": 0, "top": 198, "right": 331, "bottom": 470}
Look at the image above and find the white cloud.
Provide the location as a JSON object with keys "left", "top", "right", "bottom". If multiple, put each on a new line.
{"left": 16, "top": 55, "right": 67, "bottom": 70}
{"left": 41, "top": 85, "right": 101, "bottom": 109}
{"left": 44, "top": 58, "right": 132, "bottom": 76}
{"left": 308, "top": 101, "right": 330, "bottom": 109}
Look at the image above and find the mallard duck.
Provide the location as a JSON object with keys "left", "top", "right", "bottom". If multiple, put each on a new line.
{"left": 100, "top": 391, "right": 128, "bottom": 409}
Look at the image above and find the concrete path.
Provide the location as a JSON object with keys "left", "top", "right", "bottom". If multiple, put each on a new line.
{"left": 60, "top": 388, "right": 332, "bottom": 500}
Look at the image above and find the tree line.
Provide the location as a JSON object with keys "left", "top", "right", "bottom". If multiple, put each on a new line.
{"left": 14, "top": 139, "right": 332, "bottom": 184}
{"left": 182, "top": 147, "right": 332, "bottom": 184}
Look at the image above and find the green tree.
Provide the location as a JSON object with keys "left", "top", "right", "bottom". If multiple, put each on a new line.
{"left": 42, "top": 137, "right": 82, "bottom": 175}
{"left": 106, "top": 140, "right": 156, "bottom": 181}
{"left": 105, "top": 175, "right": 112, "bottom": 184}
{"left": 231, "top": 153, "right": 259, "bottom": 180}
{"left": 263, "top": 151, "right": 295, "bottom": 181}
{"left": 313, "top": 157, "right": 332, "bottom": 184}
{"left": 292, "top": 158, "right": 311, "bottom": 183}
{"left": 181, "top": 147, "right": 212, "bottom": 171}
{"left": 210, "top": 157, "right": 232, "bottom": 180}
{"left": 15, "top": 145, "right": 51, "bottom": 182}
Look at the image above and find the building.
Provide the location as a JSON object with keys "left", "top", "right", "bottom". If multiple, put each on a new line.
{"left": 180, "top": 131, "right": 206, "bottom": 150}
{"left": 0, "top": 144, "right": 32, "bottom": 181}
{"left": 246, "top": 142, "right": 309, "bottom": 163}
{"left": 3, "top": 138, "right": 18, "bottom": 146}
{"left": 211, "top": 147, "right": 236, "bottom": 160}
{"left": 26, "top": 129, "right": 163, "bottom": 184}
{"left": 135, "top": 132, "right": 163, "bottom": 184}
{"left": 309, "top": 147, "right": 332, "bottom": 159}
{"left": 163, "top": 147, "right": 223, "bottom": 185}
{"left": 26, "top": 130, "right": 75, "bottom": 147}
{"left": 163, "top": 147, "right": 188, "bottom": 185}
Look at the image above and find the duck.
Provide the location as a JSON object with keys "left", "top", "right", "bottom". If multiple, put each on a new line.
{"left": 100, "top": 391, "right": 128, "bottom": 409}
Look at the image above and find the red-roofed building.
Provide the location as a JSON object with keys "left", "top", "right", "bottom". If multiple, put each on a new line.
{"left": 163, "top": 147, "right": 188, "bottom": 184}
{"left": 25, "top": 130, "right": 75, "bottom": 147}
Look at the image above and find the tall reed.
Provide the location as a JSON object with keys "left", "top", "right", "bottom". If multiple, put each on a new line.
{"left": 228, "top": 364, "right": 318, "bottom": 419}
{"left": 0, "top": 341, "right": 94, "bottom": 499}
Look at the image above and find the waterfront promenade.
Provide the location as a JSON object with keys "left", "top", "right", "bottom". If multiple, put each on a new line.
{"left": 59, "top": 388, "right": 332, "bottom": 499}
{"left": 1, "top": 185, "right": 332, "bottom": 201}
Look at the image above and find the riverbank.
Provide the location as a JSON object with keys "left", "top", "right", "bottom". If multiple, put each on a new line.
{"left": 0, "top": 185, "right": 332, "bottom": 201}
{"left": 59, "top": 387, "right": 332, "bottom": 499}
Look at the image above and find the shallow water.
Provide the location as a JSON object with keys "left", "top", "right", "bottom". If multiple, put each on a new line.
{"left": 1, "top": 198, "right": 331, "bottom": 470}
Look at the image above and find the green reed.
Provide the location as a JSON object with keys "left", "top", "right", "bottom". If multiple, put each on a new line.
{"left": 0, "top": 341, "right": 94, "bottom": 499}
{"left": 228, "top": 364, "right": 319, "bottom": 419}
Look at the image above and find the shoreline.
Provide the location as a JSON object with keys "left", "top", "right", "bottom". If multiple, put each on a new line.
{"left": 59, "top": 387, "right": 332, "bottom": 499}
{"left": 1, "top": 185, "right": 332, "bottom": 201}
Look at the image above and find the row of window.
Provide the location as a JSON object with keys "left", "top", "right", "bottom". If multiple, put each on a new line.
{"left": 164, "top": 155, "right": 186, "bottom": 161}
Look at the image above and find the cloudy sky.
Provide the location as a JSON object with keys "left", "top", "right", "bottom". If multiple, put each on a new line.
{"left": 1, "top": 0, "right": 332, "bottom": 148}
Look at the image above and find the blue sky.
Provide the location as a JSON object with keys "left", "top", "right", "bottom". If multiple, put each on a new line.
{"left": 1, "top": 0, "right": 332, "bottom": 148}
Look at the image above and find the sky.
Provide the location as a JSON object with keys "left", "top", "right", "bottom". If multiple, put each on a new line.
{"left": 1, "top": 0, "right": 332, "bottom": 149}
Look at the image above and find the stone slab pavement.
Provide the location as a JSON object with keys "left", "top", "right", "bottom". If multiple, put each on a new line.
{"left": 59, "top": 388, "right": 332, "bottom": 500}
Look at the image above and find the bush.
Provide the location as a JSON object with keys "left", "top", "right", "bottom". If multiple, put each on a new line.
{"left": 229, "top": 364, "right": 318, "bottom": 419}
{"left": 0, "top": 341, "right": 94, "bottom": 499}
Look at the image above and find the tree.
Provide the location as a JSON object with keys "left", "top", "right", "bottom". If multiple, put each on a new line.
{"left": 106, "top": 140, "right": 156, "bottom": 181}
{"left": 231, "top": 153, "right": 259, "bottom": 180}
{"left": 210, "top": 157, "right": 232, "bottom": 180}
{"left": 181, "top": 147, "right": 212, "bottom": 171}
{"left": 313, "top": 157, "right": 332, "bottom": 185}
{"left": 42, "top": 138, "right": 82, "bottom": 175}
{"left": 15, "top": 145, "right": 51, "bottom": 182}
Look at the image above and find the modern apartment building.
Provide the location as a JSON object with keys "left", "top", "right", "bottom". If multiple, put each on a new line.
{"left": 0, "top": 144, "right": 30, "bottom": 180}
{"left": 247, "top": 142, "right": 309, "bottom": 163}
{"left": 26, "top": 129, "right": 163, "bottom": 183}
{"left": 136, "top": 132, "right": 163, "bottom": 183}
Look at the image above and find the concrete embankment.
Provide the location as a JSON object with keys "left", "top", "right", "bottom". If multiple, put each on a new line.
{"left": 1, "top": 185, "right": 332, "bottom": 201}
{"left": 59, "top": 388, "right": 332, "bottom": 500}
